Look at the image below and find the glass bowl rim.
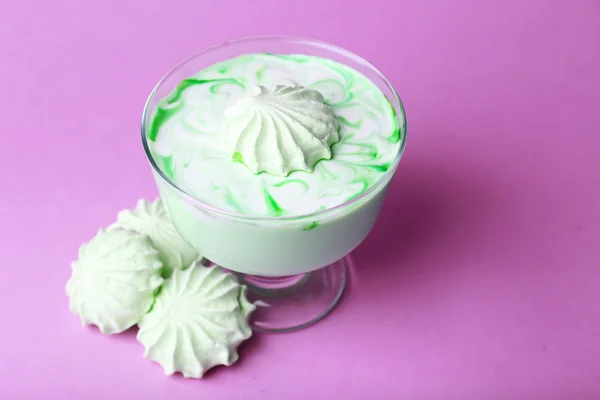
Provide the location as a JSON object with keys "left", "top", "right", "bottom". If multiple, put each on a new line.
{"left": 141, "top": 34, "right": 408, "bottom": 222}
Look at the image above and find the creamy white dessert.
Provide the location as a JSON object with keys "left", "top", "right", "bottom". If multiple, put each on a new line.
{"left": 146, "top": 53, "right": 404, "bottom": 275}
{"left": 149, "top": 53, "right": 400, "bottom": 216}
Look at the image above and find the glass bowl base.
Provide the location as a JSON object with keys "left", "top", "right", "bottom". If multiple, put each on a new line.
{"left": 234, "top": 257, "right": 348, "bottom": 333}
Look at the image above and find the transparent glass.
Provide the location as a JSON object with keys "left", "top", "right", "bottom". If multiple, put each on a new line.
{"left": 141, "top": 36, "right": 407, "bottom": 333}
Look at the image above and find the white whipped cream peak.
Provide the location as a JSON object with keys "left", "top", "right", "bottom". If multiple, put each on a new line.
{"left": 223, "top": 85, "right": 339, "bottom": 176}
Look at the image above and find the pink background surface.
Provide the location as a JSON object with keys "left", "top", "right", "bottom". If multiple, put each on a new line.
{"left": 1, "top": 0, "right": 599, "bottom": 399}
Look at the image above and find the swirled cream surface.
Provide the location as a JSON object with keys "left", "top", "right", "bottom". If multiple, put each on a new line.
{"left": 148, "top": 54, "right": 401, "bottom": 217}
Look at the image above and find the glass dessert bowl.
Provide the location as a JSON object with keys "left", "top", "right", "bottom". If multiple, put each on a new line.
{"left": 141, "top": 36, "right": 407, "bottom": 333}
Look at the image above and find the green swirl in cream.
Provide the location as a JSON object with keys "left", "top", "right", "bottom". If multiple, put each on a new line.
{"left": 148, "top": 53, "right": 402, "bottom": 217}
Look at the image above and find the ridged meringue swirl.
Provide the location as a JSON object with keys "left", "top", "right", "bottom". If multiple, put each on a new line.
{"left": 66, "top": 227, "right": 164, "bottom": 334}
{"left": 137, "top": 262, "right": 255, "bottom": 378}
{"left": 224, "top": 85, "right": 339, "bottom": 176}
{"left": 115, "top": 198, "right": 199, "bottom": 278}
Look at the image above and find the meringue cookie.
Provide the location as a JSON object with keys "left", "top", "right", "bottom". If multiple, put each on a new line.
{"left": 115, "top": 198, "right": 199, "bottom": 277}
{"left": 224, "top": 85, "right": 339, "bottom": 176}
{"left": 66, "top": 227, "right": 164, "bottom": 334}
{"left": 137, "top": 262, "right": 255, "bottom": 378}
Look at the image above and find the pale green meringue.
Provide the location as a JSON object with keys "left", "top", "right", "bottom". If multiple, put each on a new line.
{"left": 66, "top": 227, "right": 164, "bottom": 334}
{"left": 137, "top": 262, "right": 255, "bottom": 378}
{"left": 115, "top": 198, "right": 199, "bottom": 277}
{"left": 224, "top": 85, "right": 339, "bottom": 176}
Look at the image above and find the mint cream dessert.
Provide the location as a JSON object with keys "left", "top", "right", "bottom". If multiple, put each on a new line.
{"left": 146, "top": 53, "right": 404, "bottom": 276}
